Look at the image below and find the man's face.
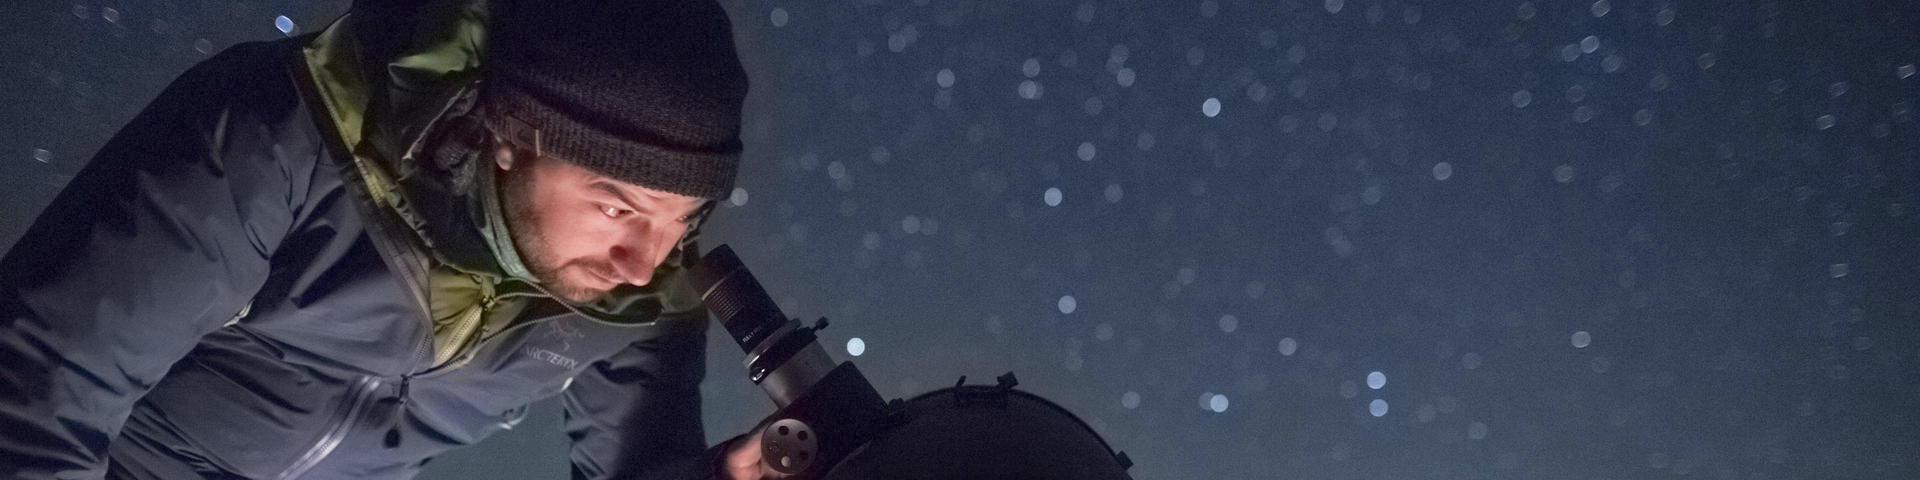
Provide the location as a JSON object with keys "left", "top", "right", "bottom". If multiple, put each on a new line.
{"left": 494, "top": 146, "right": 707, "bottom": 304}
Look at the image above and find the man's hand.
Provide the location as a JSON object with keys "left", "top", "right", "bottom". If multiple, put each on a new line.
{"left": 723, "top": 429, "right": 784, "bottom": 480}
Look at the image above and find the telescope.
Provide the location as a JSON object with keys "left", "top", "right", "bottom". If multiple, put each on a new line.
{"left": 692, "top": 245, "right": 1137, "bottom": 480}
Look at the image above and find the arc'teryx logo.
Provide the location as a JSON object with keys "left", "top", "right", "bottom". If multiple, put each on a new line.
{"left": 524, "top": 320, "right": 583, "bottom": 369}
{"left": 523, "top": 346, "right": 578, "bottom": 369}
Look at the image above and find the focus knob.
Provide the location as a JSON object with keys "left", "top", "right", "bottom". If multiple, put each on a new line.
{"left": 761, "top": 418, "right": 819, "bottom": 474}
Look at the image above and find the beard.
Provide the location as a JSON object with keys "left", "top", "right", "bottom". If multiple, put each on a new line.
{"left": 497, "top": 165, "right": 604, "bottom": 304}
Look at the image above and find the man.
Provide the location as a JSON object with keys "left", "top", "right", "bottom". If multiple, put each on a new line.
{"left": 0, "top": 0, "right": 772, "bottom": 478}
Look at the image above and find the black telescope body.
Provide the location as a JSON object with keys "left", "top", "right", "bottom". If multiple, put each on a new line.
{"left": 692, "top": 245, "right": 1136, "bottom": 480}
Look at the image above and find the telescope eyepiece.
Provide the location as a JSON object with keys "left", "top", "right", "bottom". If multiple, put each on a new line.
{"left": 694, "top": 245, "right": 789, "bottom": 352}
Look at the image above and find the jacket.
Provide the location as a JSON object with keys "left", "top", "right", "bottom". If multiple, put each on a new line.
{"left": 0, "top": 2, "right": 723, "bottom": 478}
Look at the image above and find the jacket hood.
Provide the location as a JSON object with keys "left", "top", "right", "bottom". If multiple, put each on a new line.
{"left": 299, "top": 0, "right": 704, "bottom": 324}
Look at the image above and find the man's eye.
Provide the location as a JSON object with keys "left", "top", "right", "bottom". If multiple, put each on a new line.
{"left": 601, "top": 205, "right": 630, "bottom": 218}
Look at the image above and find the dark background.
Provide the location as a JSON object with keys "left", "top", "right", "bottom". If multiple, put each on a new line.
{"left": 4, "top": 0, "right": 1918, "bottom": 478}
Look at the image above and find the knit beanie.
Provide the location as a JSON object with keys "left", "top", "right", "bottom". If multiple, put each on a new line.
{"left": 480, "top": 0, "right": 748, "bottom": 200}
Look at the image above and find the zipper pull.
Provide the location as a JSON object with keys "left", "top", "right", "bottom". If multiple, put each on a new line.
{"left": 385, "top": 376, "right": 411, "bottom": 449}
{"left": 471, "top": 274, "right": 499, "bottom": 315}
{"left": 396, "top": 376, "right": 411, "bottom": 408}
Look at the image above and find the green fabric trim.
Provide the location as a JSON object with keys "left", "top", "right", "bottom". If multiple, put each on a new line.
{"left": 301, "top": 15, "right": 368, "bottom": 156}
{"left": 384, "top": 0, "right": 488, "bottom": 91}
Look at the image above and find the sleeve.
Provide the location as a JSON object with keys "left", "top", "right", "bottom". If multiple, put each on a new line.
{"left": 0, "top": 42, "right": 313, "bottom": 478}
{"left": 560, "top": 314, "right": 717, "bottom": 480}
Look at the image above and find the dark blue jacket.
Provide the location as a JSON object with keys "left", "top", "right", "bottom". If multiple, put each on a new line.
{"left": 0, "top": 5, "right": 722, "bottom": 479}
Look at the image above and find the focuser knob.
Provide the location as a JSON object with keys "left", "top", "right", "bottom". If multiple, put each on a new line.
{"left": 761, "top": 418, "right": 819, "bottom": 474}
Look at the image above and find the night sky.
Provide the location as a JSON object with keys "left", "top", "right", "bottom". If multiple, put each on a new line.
{"left": 3, "top": 0, "right": 1918, "bottom": 479}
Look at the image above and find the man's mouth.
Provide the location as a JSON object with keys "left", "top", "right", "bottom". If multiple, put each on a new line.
{"left": 583, "top": 265, "right": 620, "bottom": 289}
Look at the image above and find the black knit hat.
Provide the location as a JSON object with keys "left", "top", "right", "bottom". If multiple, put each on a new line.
{"left": 480, "top": 0, "right": 748, "bottom": 200}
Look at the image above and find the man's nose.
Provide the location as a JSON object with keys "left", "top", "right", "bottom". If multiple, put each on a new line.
{"left": 607, "top": 241, "right": 659, "bottom": 287}
{"left": 610, "top": 221, "right": 679, "bottom": 288}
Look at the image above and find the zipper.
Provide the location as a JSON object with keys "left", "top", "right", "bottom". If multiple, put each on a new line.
{"left": 276, "top": 375, "right": 383, "bottom": 480}
{"left": 430, "top": 275, "right": 496, "bottom": 368}
{"left": 432, "top": 305, "right": 485, "bottom": 367}
{"left": 287, "top": 44, "right": 431, "bottom": 480}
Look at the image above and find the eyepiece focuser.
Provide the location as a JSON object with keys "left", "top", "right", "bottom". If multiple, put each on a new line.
{"left": 694, "top": 245, "right": 846, "bottom": 408}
